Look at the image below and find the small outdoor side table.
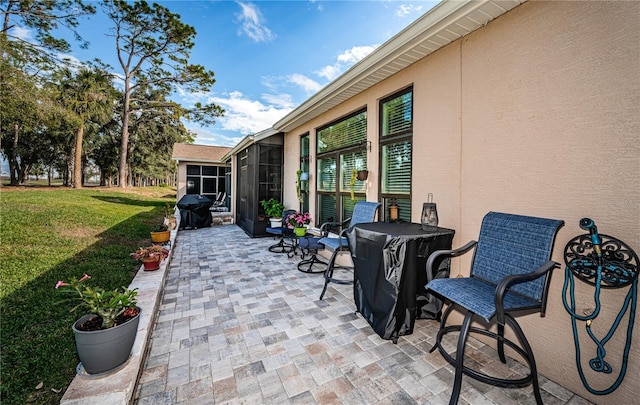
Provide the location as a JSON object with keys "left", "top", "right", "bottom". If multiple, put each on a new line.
{"left": 347, "top": 222, "right": 455, "bottom": 343}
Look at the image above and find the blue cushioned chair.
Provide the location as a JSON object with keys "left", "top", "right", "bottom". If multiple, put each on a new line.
{"left": 425, "top": 212, "right": 564, "bottom": 405}
{"left": 319, "top": 201, "right": 381, "bottom": 300}
{"left": 266, "top": 209, "right": 296, "bottom": 253}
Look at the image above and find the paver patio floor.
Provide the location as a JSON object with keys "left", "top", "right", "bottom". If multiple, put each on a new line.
{"left": 134, "top": 225, "right": 592, "bottom": 405}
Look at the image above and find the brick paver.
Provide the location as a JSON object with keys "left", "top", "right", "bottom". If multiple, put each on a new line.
{"left": 134, "top": 225, "right": 591, "bottom": 404}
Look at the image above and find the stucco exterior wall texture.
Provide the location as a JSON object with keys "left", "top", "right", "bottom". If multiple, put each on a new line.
{"left": 282, "top": 2, "right": 639, "bottom": 403}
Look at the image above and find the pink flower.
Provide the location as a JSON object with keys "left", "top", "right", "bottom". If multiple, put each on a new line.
{"left": 55, "top": 281, "right": 71, "bottom": 289}
{"left": 79, "top": 274, "right": 91, "bottom": 282}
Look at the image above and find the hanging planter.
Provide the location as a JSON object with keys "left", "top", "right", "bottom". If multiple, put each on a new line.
{"left": 357, "top": 170, "right": 368, "bottom": 181}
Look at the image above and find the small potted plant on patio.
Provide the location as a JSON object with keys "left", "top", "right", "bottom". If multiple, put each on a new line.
{"left": 150, "top": 222, "right": 170, "bottom": 243}
{"left": 55, "top": 274, "right": 140, "bottom": 375}
{"left": 286, "top": 211, "right": 312, "bottom": 237}
{"left": 131, "top": 245, "right": 169, "bottom": 271}
{"left": 260, "top": 198, "right": 285, "bottom": 227}
{"left": 163, "top": 202, "right": 177, "bottom": 230}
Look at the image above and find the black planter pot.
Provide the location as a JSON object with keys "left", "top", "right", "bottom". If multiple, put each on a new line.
{"left": 72, "top": 307, "right": 141, "bottom": 375}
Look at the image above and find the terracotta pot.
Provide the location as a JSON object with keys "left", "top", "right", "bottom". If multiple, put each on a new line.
{"left": 150, "top": 230, "right": 170, "bottom": 243}
{"left": 142, "top": 257, "right": 161, "bottom": 271}
{"left": 357, "top": 170, "right": 369, "bottom": 181}
{"left": 72, "top": 307, "right": 140, "bottom": 375}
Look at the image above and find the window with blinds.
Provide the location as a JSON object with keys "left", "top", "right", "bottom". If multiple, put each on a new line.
{"left": 316, "top": 109, "right": 368, "bottom": 224}
{"left": 382, "top": 90, "right": 412, "bottom": 138}
{"left": 380, "top": 87, "right": 413, "bottom": 221}
{"left": 300, "top": 134, "right": 310, "bottom": 212}
{"left": 317, "top": 110, "right": 367, "bottom": 153}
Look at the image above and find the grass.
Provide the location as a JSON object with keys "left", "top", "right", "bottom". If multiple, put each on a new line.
{"left": 0, "top": 185, "right": 175, "bottom": 405}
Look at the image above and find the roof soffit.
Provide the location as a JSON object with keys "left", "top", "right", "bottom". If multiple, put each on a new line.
{"left": 273, "top": 0, "right": 525, "bottom": 133}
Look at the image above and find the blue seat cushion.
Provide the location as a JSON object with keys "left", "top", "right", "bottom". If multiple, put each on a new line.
{"left": 266, "top": 227, "right": 287, "bottom": 236}
{"left": 427, "top": 277, "right": 540, "bottom": 322}
{"left": 299, "top": 237, "right": 324, "bottom": 250}
{"left": 318, "top": 237, "right": 347, "bottom": 250}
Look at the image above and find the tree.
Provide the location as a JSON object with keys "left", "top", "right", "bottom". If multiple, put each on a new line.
{"left": 1, "top": 0, "right": 95, "bottom": 70}
{"left": 55, "top": 66, "right": 117, "bottom": 188}
{"left": 1, "top": 0, "right": 95, "bottom": 185}
{"left": 102, "top": 0, "right": 223, "bottom": 187}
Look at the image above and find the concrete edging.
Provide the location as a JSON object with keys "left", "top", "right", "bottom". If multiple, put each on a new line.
{"left": 60, "top": 215, "right": 179, "bottom": 405}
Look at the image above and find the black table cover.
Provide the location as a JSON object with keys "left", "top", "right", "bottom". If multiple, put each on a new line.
{"left": 177, "top": 194, "right": 213, "bottom": 229}
{"left": 347, "top": 222, "right": 455, "bottom": 342}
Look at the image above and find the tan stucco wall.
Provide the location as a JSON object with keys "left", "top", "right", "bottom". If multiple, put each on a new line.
{"left": 282, "top": 1, "right": 639, "bottom": 403}
{"left": 176, "top": 161, "right": 188, "bottom": 201}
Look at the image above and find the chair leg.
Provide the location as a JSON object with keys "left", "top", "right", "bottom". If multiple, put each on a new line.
{"left": 297, "top": 253, "right": 327, "bottom": 273}
{"left": 430, "top": 303, "right": 455, "bottom": 353}
{"left": 319, "top": 249, "right": 339, "bottom": 300}
{"left": 497, "top": 323, "right": 506, "bottom": 363}
{"left": 505, "top": 314, "right": 543, "bottom": 405}
{"left": 450, "top": 311, "right": 473, "bottom": 405}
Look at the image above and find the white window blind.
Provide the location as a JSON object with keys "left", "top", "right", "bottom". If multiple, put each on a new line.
{"left": 317, "top": 110, "right": 367, "bottom": 153}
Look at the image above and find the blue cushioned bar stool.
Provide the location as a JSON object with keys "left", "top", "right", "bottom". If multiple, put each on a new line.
{"left": 425, "top": 212, "right": 564, "bottom": 405}
{"left": 266, "top": 209, "right": 296, "bottom": 254}
{"left": 318, "top": 201, "right": 381, "bottom": 300}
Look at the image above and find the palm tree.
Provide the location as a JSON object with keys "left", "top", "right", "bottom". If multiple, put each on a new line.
{"left": 56, "top": 66, "right": 116, "bottom": 188}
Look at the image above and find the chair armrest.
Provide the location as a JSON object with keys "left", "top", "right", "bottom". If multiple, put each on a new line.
{"left": 494, "top": 260, "right": 559, "bottom": 325}
{"left": 426, "top": 241, "right": 477, "bottom": 282}
{"left": 319, "top": 217, "right": 351, "bottom": 236}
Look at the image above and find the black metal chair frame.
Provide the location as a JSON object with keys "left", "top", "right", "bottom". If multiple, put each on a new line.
{"left": 297, "top": 237, "right": 328, "bottom": 273}
{"left": 319, "top": 201, "right": 381, "bottom": 300}
{"left": 266, "top": 209, "right": 296, "bottom": 254}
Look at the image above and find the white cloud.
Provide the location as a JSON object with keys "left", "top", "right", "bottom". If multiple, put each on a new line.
{"left": 315, "top": 45, "right": 379, "bottom": 81}
{"left": 185, "top": 125, "right": 243, "bottom": 147}
{"left": 288, "top": 74, "right": 323, "bottom": 94}
{"left": 236, "top": 2, "right": 275, "bottom": 43}
{"left": 337, "top": 46, "right": 377, "bottom": 64}
{"left": 208, "top": 90, "right": 293, "bottom": 135}
{"left": 395, "top": 4, "right": 424, "bottom": 18}
{"left": 9, "top": 26, "right": 32, "bottom": 41}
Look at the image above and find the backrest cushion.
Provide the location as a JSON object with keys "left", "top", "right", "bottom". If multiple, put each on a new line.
{"left": 472, "top": 212, "right": 564, "bottom": 300}
{"left": 350, "top": 202, "right": 381, "bottom": 227}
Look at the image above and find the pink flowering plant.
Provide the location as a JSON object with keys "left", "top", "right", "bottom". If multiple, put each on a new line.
{"left": 285, "top": 211, "right": 312, "bottom": 229}
{"left": 55, "top": 274, "right": 138, "bottom": 329}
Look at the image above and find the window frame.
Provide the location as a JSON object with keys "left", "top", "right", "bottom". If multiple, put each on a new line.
{"left": 316, "top": 108, "right": 368, "bottom": 225}
{"left": 378, "top": 86, "right": 413, "bottom": 222}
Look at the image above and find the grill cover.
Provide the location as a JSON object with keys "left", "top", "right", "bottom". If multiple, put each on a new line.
{"left": 177, "top": 194, "right": 213, "bottom": 229}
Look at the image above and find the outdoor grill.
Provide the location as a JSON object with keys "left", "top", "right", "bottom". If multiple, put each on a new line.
{"left": 176, "top": 194, "right": 213, "bottom": 230}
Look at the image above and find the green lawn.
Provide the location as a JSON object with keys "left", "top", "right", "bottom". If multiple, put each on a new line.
{"left": 0, "top": 186, "right": 175, "bottom": 405}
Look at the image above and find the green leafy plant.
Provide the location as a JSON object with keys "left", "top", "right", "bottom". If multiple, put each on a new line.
{"left": 152, "top": 222, "right": 169, "bottom": 232}
{"left": 350, "top": 169, "right": 358, "bottom": 201}
{"left": 260, "top": 198, "right": 285, "bottom": 218}
{"left": 56, "top": 275, "right": 138, "bottom": 329}
{"left": 296, "top": 170, "right": 304, "bottom": 203}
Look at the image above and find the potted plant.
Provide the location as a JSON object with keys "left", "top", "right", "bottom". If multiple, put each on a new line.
{"left": 285, "top": 211, "right": 312, "bottom": 236}
{"left": 55, "top": 274, "right": 140, "bottom": 375}
{"left": 260, "top": 198, "right": 285, "bottom": 227}
{"left": 131, "top": 245, "right": 169, "bottom": 271}
{"left": 150, "top": 222, "right": 170, "bottom": 243}
{"left": 163, "top": 202, "right": 177, "bottom": 230}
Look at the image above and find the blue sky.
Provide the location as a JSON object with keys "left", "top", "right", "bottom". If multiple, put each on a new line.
{"left": 13, "top": 1, "right": 438, "bottom": 149}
